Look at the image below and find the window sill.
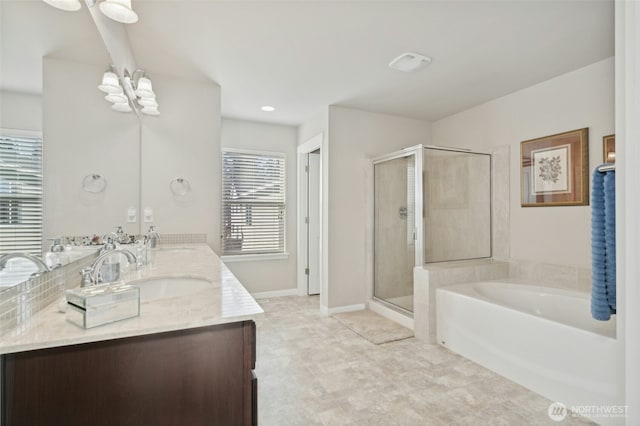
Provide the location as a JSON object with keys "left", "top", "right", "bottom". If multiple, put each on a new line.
{"left": 221, "top": 253, "right": 290, "bottom": 263}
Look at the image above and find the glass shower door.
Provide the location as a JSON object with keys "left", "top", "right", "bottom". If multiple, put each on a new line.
{"left": 373, "top": 150, "right": 418, "bottom": 313}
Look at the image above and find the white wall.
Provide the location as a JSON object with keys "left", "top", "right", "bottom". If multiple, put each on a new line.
{"left": 432, "top": 58, "right": 614, "bottom": 268}
{"left": 617, "top": 0, "right": 640, "bottom": 419}
{"left": 0, "top": 90, "right": 42, "bottom": 131}
{"left": 221, "top": 118, "right": 298, "bottom": 294}
{"left": 139, "top": 73, "right": 221, "bottom": 251}
{"left": 43, "top": 57, "right": 140, "bottom": 239}
{"left": 298, "top": 108, "right": 328, "bottom": 147}
{"left": 326, "top": 106, "right": 431, "bottom": 309}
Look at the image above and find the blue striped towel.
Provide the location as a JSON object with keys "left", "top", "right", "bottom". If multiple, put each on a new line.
{"left": 591, "top": 165, "right": 616, "bottom": 320}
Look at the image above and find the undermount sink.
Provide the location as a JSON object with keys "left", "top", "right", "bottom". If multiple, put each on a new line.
{"left": 130, "top": 276, "right": 211, "bottom": 302}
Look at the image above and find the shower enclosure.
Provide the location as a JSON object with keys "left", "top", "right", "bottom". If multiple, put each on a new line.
{"left": 373, "top": 145, "right": 491, "bottom": 314}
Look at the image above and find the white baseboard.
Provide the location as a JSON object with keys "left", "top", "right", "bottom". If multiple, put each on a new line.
{"left": 251, "top": 288, "right": 298, "bottom": 299}
{"left": 324, "top": 303, "right": 366, "bottom": 316}
{"left": 368, "top": 300, "right": 414, "bottom": 330}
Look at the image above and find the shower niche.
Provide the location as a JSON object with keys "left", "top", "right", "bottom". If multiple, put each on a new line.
{"left": 373, "top": 145, "right": 491, "bottom": 314}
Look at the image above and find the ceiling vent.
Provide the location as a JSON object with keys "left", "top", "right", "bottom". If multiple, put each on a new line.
{"left": 388, "top": 52, "right": 432, "bottom": 72}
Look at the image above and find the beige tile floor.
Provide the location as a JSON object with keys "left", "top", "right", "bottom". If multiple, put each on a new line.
{"left": 255, "top": 295, "right": 595, "bottom": 426}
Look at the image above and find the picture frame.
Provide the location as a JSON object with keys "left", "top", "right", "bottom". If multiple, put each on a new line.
{"left": 520, "top": 128, "right": 589, "bottom": 207}
{"left": 603, "top": 134, "right": 615, "bottom": 163}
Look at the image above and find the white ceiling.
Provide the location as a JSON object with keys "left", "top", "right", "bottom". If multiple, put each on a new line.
{"left": 1, "top": 0, "right": 614, "bottom": 126}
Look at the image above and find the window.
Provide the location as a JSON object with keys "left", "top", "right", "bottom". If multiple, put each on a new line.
{"left": 221, "top": 149, "right": 285, "bottom": 256}
{"left": 0, "top": 133, "right": 43, "bottom": 256}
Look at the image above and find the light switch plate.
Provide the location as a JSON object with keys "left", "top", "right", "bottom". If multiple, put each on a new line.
{"left": 143, "top": 207, "right": 153, "bottom": 223}
{"left": 127, "top": 207, "right": 137, "bottom": 223}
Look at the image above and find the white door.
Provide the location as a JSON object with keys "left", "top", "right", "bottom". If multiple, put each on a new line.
{"left": 307, "top": 151, "right": 321, "bottom": 295}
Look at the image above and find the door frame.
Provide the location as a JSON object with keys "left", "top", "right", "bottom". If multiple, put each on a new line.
{"left": 297, "top": 133, "right": 324, "bottom": 297}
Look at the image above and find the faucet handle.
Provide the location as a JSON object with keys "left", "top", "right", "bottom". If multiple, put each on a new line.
{"left": 80, "top": 267, "right": 94, "bottom": 287}
{"left": 101, "top": 234, "right": 118, "bottom": 252}
{"left": 115, "top": 226, "right": 129, "bottom": 244}
{"left": 46, "top": 238, "right": 65, "bottom": 253}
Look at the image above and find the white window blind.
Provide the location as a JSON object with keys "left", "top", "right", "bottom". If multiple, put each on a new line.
{"left": 222, "top": 149, "right": 285, "bottom": 255}
{"left": 0, "top": 134, "right": 43, "bottom": 256}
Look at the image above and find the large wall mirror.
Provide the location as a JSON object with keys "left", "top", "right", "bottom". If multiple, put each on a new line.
{"left": 1, "top": 0, "right": 221, "bottom": 292}
{"left": 0, "top": 1, "right": 141, "bottom": 289}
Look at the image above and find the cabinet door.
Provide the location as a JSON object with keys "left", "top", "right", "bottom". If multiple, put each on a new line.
{"left": 2, "top": 321, "right": 257, "bottom": 426}
{"left": 251, "top": 371, "right": 258, "bottom": 426}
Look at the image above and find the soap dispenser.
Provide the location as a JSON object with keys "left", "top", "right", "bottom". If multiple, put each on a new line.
{"left": 45, "top": 238, "right": 69, "bottom": 269}
{"left": 134, "top": 239, "right": 148, "bottom": 268}
{"left": 144, "top": 226, "right": 159, "bottom": 265}
{"left": 146, "top": 226, "right": 159, "bottom": 249}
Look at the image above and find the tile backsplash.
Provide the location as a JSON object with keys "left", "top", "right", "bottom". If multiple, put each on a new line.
{"left": 158, "top": 233, "right": 207, "bottom": 245}
{"left": 60, "top": 232, "right": 208, "bottom": 246}
{"left": 0, "top": 253, "right": 97, "bottom": 336}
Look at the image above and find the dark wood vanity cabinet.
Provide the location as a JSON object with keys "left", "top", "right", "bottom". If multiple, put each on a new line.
{"left": 1, "top": 321, "right": 257, "bottom": 426}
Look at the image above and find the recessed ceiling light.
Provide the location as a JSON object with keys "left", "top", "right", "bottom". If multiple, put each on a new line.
{"left": 261, "top": 105, "right": 275, "bottom": 112}
{"left": 388, "top": 52, "right": 432, "bottom": 72}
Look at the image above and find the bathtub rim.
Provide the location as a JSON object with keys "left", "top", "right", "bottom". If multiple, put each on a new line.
{"left": 436, "top": 280, "right": 617, "bottom": 340}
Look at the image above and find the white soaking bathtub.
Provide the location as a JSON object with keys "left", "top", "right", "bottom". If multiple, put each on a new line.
{"left": 436, "top": 281, "right": 621, "bottom": 421}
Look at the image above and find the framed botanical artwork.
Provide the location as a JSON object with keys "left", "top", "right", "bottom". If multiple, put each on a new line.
{"left": 603, "top": 134, "right": 615, "bottom": 163}
{"left": 521, "top": 128, "right": 589, "bottom": 207}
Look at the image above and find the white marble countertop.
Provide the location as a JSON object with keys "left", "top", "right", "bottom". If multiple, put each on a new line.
{"left": 0, "top": 244, "right": 263, "bottom": 354}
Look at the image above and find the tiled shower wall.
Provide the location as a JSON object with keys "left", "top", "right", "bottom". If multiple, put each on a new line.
{"left": 424, "top": 150, "right": 492, "bottom": 262}
{"left": 492, "top": 145, "right": 510, "bottom": 260}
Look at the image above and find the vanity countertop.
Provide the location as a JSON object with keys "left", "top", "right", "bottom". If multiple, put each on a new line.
{"left": 0, "top": 244, "right": 263, "bottom": 355}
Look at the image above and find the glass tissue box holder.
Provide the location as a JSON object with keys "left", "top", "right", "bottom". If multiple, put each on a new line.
{"left": 65, "top": 283, "right": 140, "bottom": 329}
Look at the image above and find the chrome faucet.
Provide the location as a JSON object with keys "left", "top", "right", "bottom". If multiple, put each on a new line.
{"left": 89, "top": 248, "right": 137, "bottom": 285}
{"left": 0, "top": 253, "right": 52, "bottom": 275}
